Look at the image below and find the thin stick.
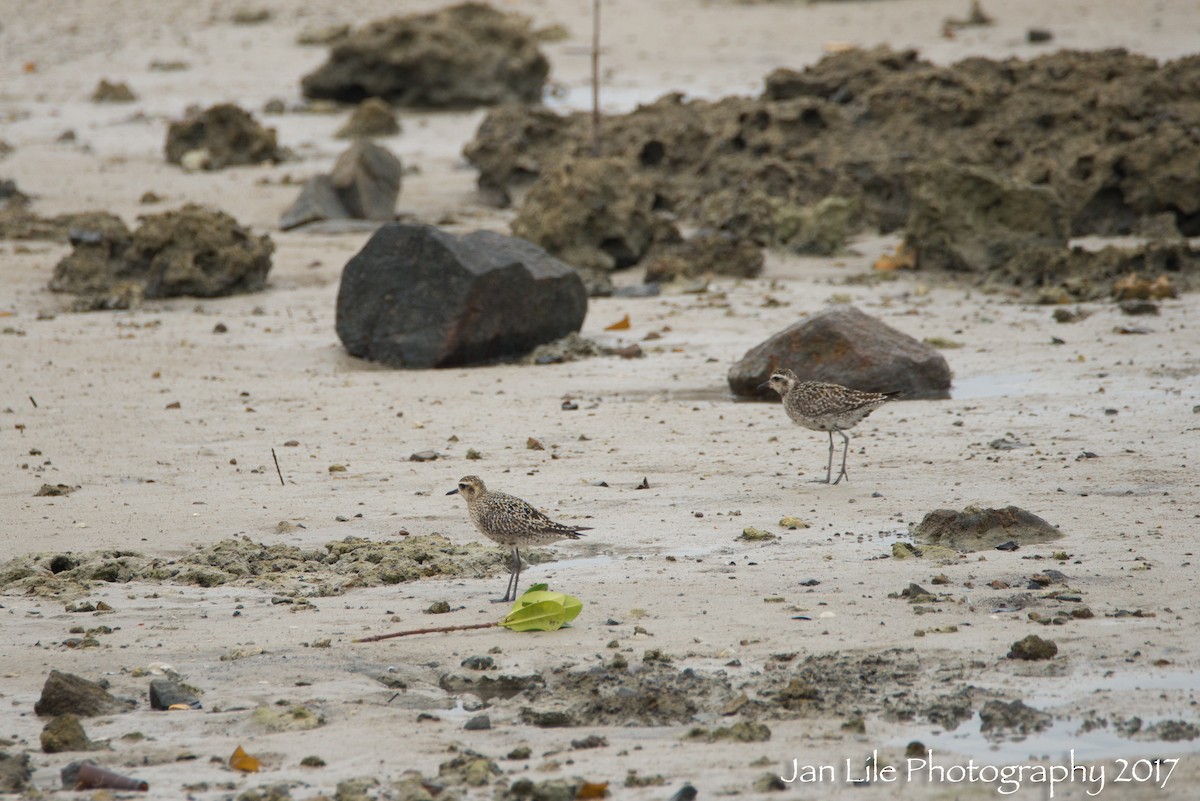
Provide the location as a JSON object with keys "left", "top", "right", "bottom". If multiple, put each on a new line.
{"left": 590, "top": 0, "right": 601, "bottom": 157}
{"left": 271, "top": 447, "right": 284, "bottom": 486}
{"left": 353, "top": 621, "right": 498, "bottom": 642}
{"left": 29, "top": 396, "right": 37, "bottom": 408}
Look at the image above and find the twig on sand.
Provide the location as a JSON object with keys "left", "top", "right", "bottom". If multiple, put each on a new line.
{"left": 354, "top": 621, "right": 499, "bottom": 642}
{"left": 271, "top": 447, "right": 284, "bottom": 486}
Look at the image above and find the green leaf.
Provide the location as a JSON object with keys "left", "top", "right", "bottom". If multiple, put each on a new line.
{"left": 500, "top": 588, "right": 583, "bottom": 632}
{"left": 523, "top": 583, "right": 550, "bottom": 594}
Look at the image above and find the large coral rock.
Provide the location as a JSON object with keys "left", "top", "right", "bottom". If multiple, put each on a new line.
{"left": 905, "top": 162, "right": 1069, "bottom": 273}
{"left": 301, "top": 3, "right": 548, "bottom": 108}
{"left": 336, "top": 223, "right": 587, "bottom": 368}
{"left": 50, "top": 205, "right": 273, "bottom": 305}
{"left": 164, "top": 103, "right": 283, "bottom": 169}
{"left": 511, "top": 157, "right": 675, "bottom": 272}
{"left": 728, "top": 305, "right": 951, "bottom": 400}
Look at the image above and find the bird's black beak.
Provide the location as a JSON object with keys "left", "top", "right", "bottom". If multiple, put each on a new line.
{"left": 757, "top": 381, "right": 771, "bottom": 391}
{"left": 446, "top": 488, "right": 459, "bottom": 496}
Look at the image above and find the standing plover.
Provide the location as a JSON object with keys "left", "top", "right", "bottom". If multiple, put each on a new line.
{"left": 447, "top": 475, "right": 590, "bottom": 601}
{"left": 762, "top": 369, "right": 897, "bottom": 485}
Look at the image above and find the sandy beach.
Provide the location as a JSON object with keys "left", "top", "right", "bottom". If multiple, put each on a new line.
{"left": 2, "top": 1, "right": 1200, "bottom": 798}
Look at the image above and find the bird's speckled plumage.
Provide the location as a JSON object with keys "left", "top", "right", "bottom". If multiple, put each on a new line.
{"left": 447, "top": 475, "right": 589, "bottom": 601}
{"left": 764, "top": 368, "right": 897, "bottom": 484}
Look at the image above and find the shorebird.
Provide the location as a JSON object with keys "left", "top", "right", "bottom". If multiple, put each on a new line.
{"left": 447, "top": 475, "right": 590, "bottom": 602}
{"left": 762, "top": 368, "right": 898, "bottom": 485}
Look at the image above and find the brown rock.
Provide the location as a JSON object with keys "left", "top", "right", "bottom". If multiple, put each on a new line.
{"left": 301, "top": 3, "right": 548, "bottom": 108}
{"left": 164, "top": 103, "right": 283, "bottom": 170}
{"left": 913, "top": 505, "right": 1063, "bottom": 551}
{"left": 90, "top": 79, "right": 136, "bottom": 103}
{"left": 643, "top": 231, "right": 763, "bottom": 283}
{"left": 1007, "top": 634, "right": 1058, "bottom": 661}
{"left": 727, "top": 305, "right": 952, "bottom": 400}
{"left": 34, "top": 671, "right": 134, "bottom": 718}
{"left": 512, "top": 157, "right": 676, "bottom": 273}
{"left": 41, "top": 715, "right": 100, "bottom": 753}
{"left": 335, "top": 98, "right": 401, "bottom": 139}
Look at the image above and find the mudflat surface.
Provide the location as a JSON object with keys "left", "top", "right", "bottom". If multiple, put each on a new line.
{"left": 2, "top": 1, "right": 1199, "bottom": 798}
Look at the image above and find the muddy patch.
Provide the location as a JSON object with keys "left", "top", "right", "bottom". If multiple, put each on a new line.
{"left": 0, "top": 535, "right": 548, "bottom": 598}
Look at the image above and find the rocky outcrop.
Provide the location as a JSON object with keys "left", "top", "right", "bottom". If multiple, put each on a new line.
{"left": 301, "top": 3, "right": 548, "bottom": 108}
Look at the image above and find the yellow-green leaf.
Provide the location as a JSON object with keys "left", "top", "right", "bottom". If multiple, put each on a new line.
{"left": 500, "top": 588, "right": 583, "bottom": 632}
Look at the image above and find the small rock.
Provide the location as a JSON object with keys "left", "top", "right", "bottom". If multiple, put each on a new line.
{"left": 0, "top": 753, "right": 32, "bottom": 793}
{"left": 1027, "top": 28, "right": 1054, "bottom": 43}
{"left": 1118, "top": 299, "right": 1160, "bottom": 316}
{"left": 738, "top": 527, "right": 776, "bottom": 541}
{"left": 149, "top": 678, "right": 202, "bottom": 710}
{"left": 297, "top": 24, "right": 351, "bottom": 46}
{"left": 35, "top": 671, "right": 134, "bottom": 717}
{"left": 913, "top": 505, "right": 1062, "bottom": 551}
{"left": 335, "top": 97, "right": 401, "bottom": 139}
{"left": 280, "top": 141, "right": 402, "bottom": 230}
{"left": 1007, "top": 634, "right": 1058, "bottom": 661}
{"left": 91, "top": 79, "right": 136, "bottom": 103}
{"left": 461, "top": 655, "right": 494, "bottom": 671}
{"left": 41, "top": 715, "right": 99, "bottom": 753}
{"left": 35, "top": 483, "right": 74, "bottom": 497}
{"left": 526, "top": 437, "right": 544, "bottom": 450}
{"left": 464, "top": 714, "right": 491, "bottom": 731}
{"left": 779, "top": 516, "right": 809, "bottom": 529}
{"left": 164, "top": 103, "right": 282, "bottom": 170}
{"left": 979, "top": 699, "right": 1051, "bottom": 737}
{"left": 426, "top": 601, "right": 451, "bottom": 614}
{"left": 409, "top": 451, "right": 438, "bottom": 462}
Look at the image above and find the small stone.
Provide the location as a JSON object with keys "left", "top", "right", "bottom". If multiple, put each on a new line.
{"left": 213, "top": 323, "right": 228, "bottom": 334}
{"left": 328, "top": 464, "right": 347, "bottom": 473}
{"left": 149, "top": 678, "right": 201, "bottom": 710}
{"left": 409, "top": 451, "right": 438, "bottom": 462}
{"left": 738, "top": 527, "right": 776, "bottom": 541}
{"left": 526, "top": 437, "right": 544, "bottom": 450}
{"left": 506, "top": 746, "right": 532, "bottom": 760}
{"left": 300, "top": 755, "right": 325, "bottom": 767}
{"left": 1008, "top": 634, "right": 1058, "bottom": 661}
{"left": 426, "top": 601, "right": 451, "bottom": 614}
{"left": 464, "top": 714, "right": 491, "bottom": 730}
{"left": 41, "top": 715, "right": 98, "bottom": 753}
{"left": 778, "top": 516, "right": 809, "bottom": 529}
{"left": 465, "top": 448, "right": 483, "bottom": 460}
{"left": 91, "top": 79, "right": 136, "bottom": 103}
{"left": 461, "top": 655, "right": 494, "bottom": 670}
{"left": 1027, "top": 28, "right": 1054, "bottom": 43}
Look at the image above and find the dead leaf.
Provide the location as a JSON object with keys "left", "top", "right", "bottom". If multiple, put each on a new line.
{"left": 230, "top": 745, "right": 261, "bottom": 772}
{"left": 874, "top": 241, "right": 917, "bottom": 271}
{"left": 604, "top": 314, "right": 631, "bottom": 331}
{"left": 577, "top": 781, "right": 610, "bottom": 799}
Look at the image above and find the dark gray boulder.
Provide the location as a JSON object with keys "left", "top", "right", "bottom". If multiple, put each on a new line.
{"left": 728, "top": 305, "right": 951, "bottom": 400}
{"left": 301, "top": 3, "right": 548, "bottom": 108}
{"left": 336, "top": 224, "right": 587, "bottom": 367}
{"left": 280, "top": 141, "right": 402, "bottom": 230}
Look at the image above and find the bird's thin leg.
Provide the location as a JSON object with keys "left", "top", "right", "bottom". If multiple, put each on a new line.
{"left": 499, "top": 547, "right": 518, "bottom": 603}
{"left": 824, "top": 431, "right": 835, "bottom": 484}
{"left": 833, "top": 429, "right": 851, "bottom": 485}
{"left": 512, "top": 547, "right": 522, "bottom": 601}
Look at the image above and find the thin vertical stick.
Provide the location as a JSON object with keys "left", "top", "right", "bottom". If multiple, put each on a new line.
{"left": 591, "top": 0, "right": 601, "bottom": 157}
{"left": 271, "top": 448, "right": 284, "bottom": 486}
